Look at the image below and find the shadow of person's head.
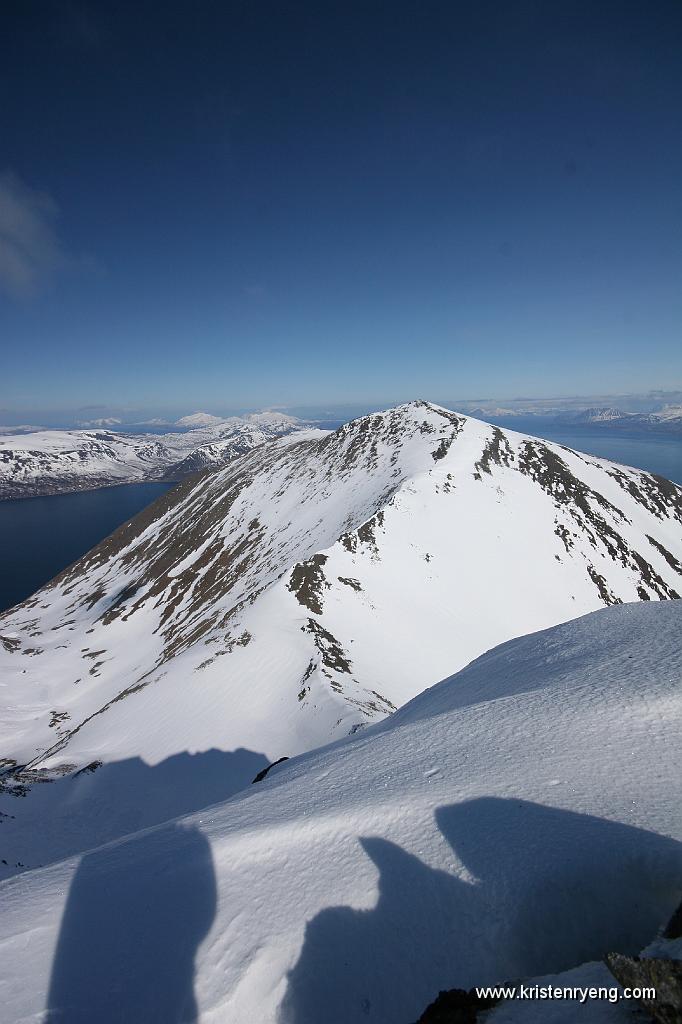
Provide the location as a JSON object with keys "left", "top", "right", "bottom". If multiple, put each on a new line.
{"left": 436, "top": 797, "right": 682, "bottom": 977}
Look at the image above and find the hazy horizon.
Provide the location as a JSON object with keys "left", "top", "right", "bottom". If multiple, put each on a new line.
{"left": 1, "top": 387, "right": 681, "bottom": 431}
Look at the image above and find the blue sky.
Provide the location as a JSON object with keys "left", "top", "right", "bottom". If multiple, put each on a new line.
{"left": 2, "top": 0, "right": 681, "bottom": 417}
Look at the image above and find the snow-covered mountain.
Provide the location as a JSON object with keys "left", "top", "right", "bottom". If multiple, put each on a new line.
{"left": 566, "top": 406, "right": 682, "bottom": 432}
{"left": 76, "top": 416, "right": 123, "bottom": 428}
{"left": 174, "top": 412, "right": 227, "bottom": 428}
{"left": 569, "top": 406, "right": 630, "bottom": 423}
{"left": 1, "top": 400, "right": 680, "bottom": 823}
{"left": 0, "top": 411, "right": 307, "bottom": 499}
{"left": 1, "top": 600, "right": 680, "bottom": 1023}
{"left": 465, "top": 401, "right": 682, "bottom": 433}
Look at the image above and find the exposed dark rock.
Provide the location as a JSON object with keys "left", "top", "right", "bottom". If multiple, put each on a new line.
{"left": 357, "top": 510, "right": 385, "bottom": 558}
{"left": 518, "top": 441, "right": 679, "bottom": 602}
{"left": 0, "top": 763, "right": 77, "bottom": 798}
{"left": 302, "top": 619, "right": 352, "bottom": 677}
{"left": 414, "top": 986, "right": 500, "bottom": 1023}
{"left": 297, "top": 658, "right": 317, "bottom": 701}
{"left": 587, "top": 565, "right": 622, "bottom": 606}
{"left": 664, "top": 899, "right": 682, "bottom": 941}
{"left": 340, "top": 532, "right": 357, "bottom": 553}
{"left": 605, "top": 952, "right": 682, "bottom": 1023}
{"left": 605, "top": 470, "right": 682, "bottom": 524}
{"left": 48, "top": 711, "right": 70, "bottom": 730}
{"left": 252, "top": 756, "right": 289, "bottom": 784}
{"left": 338, "top": 577, "right": 362, "bottom": 591}
{"left": 288, "top": 554, "right": 330, "bottom": 615}
{"left": 473, "top": 428, "right": 515, "bottom": 479}
{"left": 648, "top": 536, "right": 682, "bottom": 575}
{"left": 73, "top": 760, "right": 102, "bottom": 777}
{"left": 554, "top": 522, "right": 574, "bottom": 553}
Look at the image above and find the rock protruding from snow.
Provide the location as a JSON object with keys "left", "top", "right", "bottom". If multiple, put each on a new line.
{"left": 605, "top": 953, "right": 682, "bottom": 1023}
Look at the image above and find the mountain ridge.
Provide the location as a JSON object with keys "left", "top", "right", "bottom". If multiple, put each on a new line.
{"left": 1, "top": 400, "right": 680, "bottom": 799}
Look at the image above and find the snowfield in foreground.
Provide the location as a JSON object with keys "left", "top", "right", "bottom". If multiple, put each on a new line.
{"left": 0, "top": 601, "right": 680, "bottom": 1023}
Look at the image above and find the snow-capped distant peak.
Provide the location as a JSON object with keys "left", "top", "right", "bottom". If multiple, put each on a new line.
{"left": 244, "top": 410, "right": 305, "bottom": 432}
{"left": 174, "top": 412, "right": 227, "bottom": 428}
{"left": 76, "top": 417, "right": 123, "bottom": 428}
{"left": 574, "top": 407, "right": 630, "bottom": 423}
{"left": 657, "top": 403, "right": 682, "bottom": 421}
{"left": 0, "top": 423, "right": 45, "bottom": 434}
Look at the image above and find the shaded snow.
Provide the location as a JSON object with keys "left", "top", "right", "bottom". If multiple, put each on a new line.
{"left": 0, "top": 601, "right": 680, "bottom": 1023}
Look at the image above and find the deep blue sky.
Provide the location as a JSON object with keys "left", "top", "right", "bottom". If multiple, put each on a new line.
{"left": 2, "top": 0, "right": 681, "bottom": 417}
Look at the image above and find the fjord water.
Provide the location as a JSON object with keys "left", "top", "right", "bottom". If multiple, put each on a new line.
{"left": 0, "top": 423, "right": 679, "bottom": 616}
{"left": 0, "top": 482, "right": 173, "bottom": 613}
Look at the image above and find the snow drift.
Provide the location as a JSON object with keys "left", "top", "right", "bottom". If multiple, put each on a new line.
{"left": 0, "top": 600, "right": 680, "bottom": 1023}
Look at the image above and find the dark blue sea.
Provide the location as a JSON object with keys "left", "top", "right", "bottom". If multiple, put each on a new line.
{"left": 0, "top": 482, "right": 173, "bottom": 614}
{"left": 0, "top": 422, "right": 679, "bottom": 614}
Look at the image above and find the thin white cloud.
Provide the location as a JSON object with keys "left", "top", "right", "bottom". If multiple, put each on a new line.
{"left": 0, "top": 171, "right": 68, "bottom": 298}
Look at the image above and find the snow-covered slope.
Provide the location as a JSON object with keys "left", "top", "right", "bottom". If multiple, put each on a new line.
{"left": 1, "top": 401, "right": 680, "bottom": 770}
{"left": 0, "top": 601, "right": 680, "bottom": 1023}
{"left": 0, "top": 401, "right": 680, "bottom": 874}
{"left": 0, "top": 412, "right": 306, "bottom": 499}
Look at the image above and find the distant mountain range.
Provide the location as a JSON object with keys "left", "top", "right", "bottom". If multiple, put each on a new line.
{"left": 465, "top": 403, "right": 682, "bottom": 433}
{"left": 564, "top": 405, "right": 682, "bottom": 429}
{"left": 0, "top": 411, "right": 308, "bottom": 499}
{"left": 2, "top": 399, "right": 680, "bottom": 504}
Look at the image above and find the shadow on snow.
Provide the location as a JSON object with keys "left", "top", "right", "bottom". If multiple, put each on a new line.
{"left": 280, "top": 797, "right": 682, "bottom": 1024}
{"left": 2, "top": 746, "right": 269, "bottom": 876}
{"left": 46, "top": 821, "right": 216, "bottom": 1023}
{"left": 42, "top": 746, "right": 273, "bottom": 1022}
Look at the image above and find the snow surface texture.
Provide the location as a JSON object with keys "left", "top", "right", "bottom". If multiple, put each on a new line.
{"left": 0, "top": 401, "right": 681, "bottom": 881}
{"left": 0, "top": 411, "right": 306, "bottom": 499}
{"left": 0, "top": 601, "right": 680, "bottom": 1023}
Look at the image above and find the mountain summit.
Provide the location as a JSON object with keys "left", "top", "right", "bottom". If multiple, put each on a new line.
{"left": 1, "top": 400, "right": 680, "bottom": 811}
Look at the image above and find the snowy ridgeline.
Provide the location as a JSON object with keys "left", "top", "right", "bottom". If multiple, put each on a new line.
{"left": 0, "top": 601, "right": 680, "bottom": 1023}
{"left": 0, "top": 401, "right": 680, "bottom": 792}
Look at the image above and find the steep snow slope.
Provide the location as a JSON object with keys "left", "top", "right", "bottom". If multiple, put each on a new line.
{"left": 0, "top": 412, "right": 305, "bottom": 499}
{"left": 0, "top": 602, "right": 680, "bottom": 1024}
{"left": 0, "top": 402, "right": 680, "bottom": 793}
